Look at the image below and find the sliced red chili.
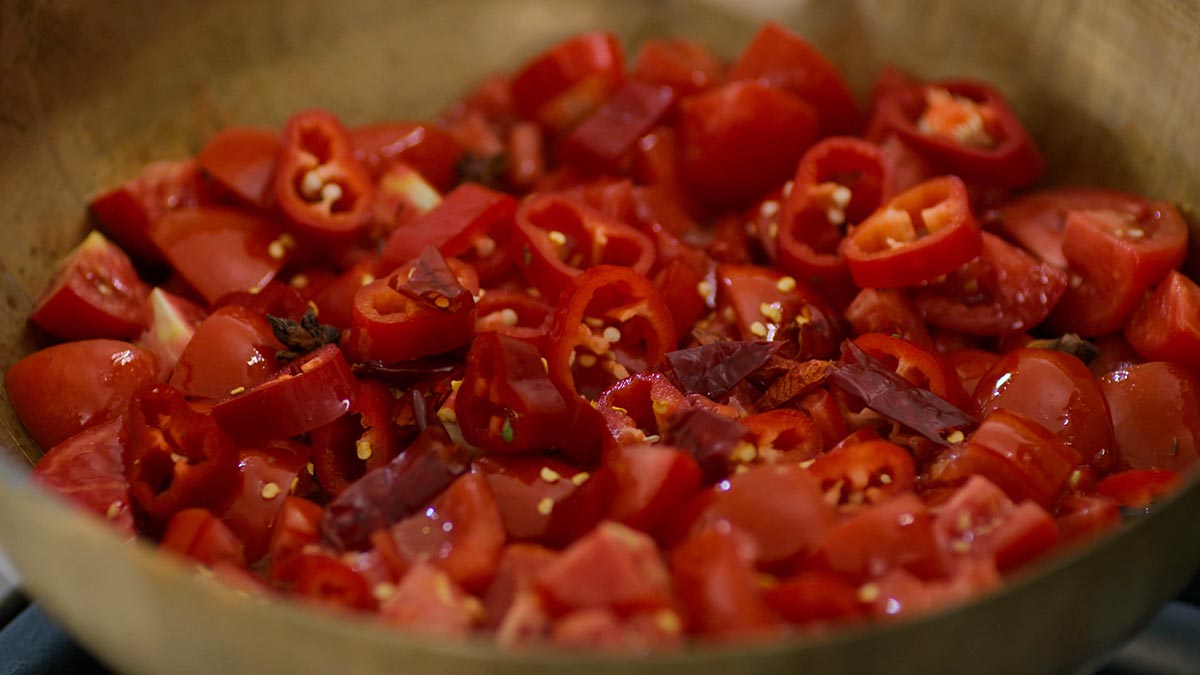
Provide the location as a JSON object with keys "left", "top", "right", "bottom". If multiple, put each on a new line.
{"left": 209, "top": 343, "right": 357, "bottom": 446}
{"left": 274, "top": 109, "right": 374, "bottom": 244}
{"left": 381, "top": 182, "right": 517, "bottom": 267}
{"left": 559, "top": 80, "right": 677, "bottom": 173}
{"left": 850, "top": 332, "right": 970, "bottom": 409}
{"left": 474, "top": 455, "right": 616, "bottom": 547}
{"left": 840, "top": 176, "right": 982, "bottom": 289}
{"left": 346, "top": 249, "right": 477, "bottom": 364}
{"left": 510, "top": 194, "right": 656, "bottom": 303}
{"left": 807, "top": 439, "right": 916, "bottom": 510}
{"left": 510, "top": 32, "right": 625, "bottom": 133}
{"left": 844, "top": 288, "right": 932, "bottom": 349}
{"left": 474, "top": 289, "right": 553, "bottom": 350}
{"left": 126, "top": 384, "right": 240, "bottom": 529}
{"left": 546, "top": 265, "right": 676, "bottom": 399}
{"left": 309, "top": 378, "right": 400, "bottom": 495}
{"left": 868, "top": 79, "right": 1043, "bottom": 188}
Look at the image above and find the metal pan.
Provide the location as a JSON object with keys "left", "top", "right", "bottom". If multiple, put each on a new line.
{"left": 2, "top": 1, "right": 1199, "bottom": 673}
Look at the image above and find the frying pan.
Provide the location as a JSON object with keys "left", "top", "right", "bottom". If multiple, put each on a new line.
{"left": 1, "top": 1, "right": 1199, "bottom": 673}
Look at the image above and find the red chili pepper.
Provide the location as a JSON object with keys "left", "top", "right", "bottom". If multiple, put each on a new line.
{"left": 346, "top": 248, "right": 478, "bottom": 364}
{"left": 546, "top": 265, "right": 676, "bottom": 399}
{"left": 310, "top": 378, "right": 400, "bottom": 495}
{"left": 274, "top": 109, "right": 375, "bottom": 244}
{"left": 558, "top": 80, "right": 677, "bottom": 173}
{"left": 509, "top": 194, "right": 656, "bottom": 302}
{"left": 210, "top": 344, "right": 358, "bottom": 447}
{"left": 381, "top": 182, "right": 517, "bottom": 268}
{"left": 633, "top": 38, "right": 726, "bottom": 97}
{"left": 474, "top": 289, "right": 553, "bottom": 351}
{"left": 867, "top": 79, "right": 1043, "bottom": 189}
{"left": 840, "top": 176, "right": 982, "bottom": 289}
{"left": 126, "top": 384, "right": 240, "bottom": 529}
{"left": 456, "top": 333, "right": 572, "bottom": 454}
{"left": 776, "top": 137, "right": 895, "bottom": 290}
{"left": 510, "top": 32, "right": 625, "bottom": 133}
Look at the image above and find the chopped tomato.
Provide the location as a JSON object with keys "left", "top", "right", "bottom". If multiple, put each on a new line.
{"left": 1095, "top": 469, "right": 1183, "bottom": 508}
{"left": 1125, "top": 270, "right": 1200, "bottom": 372}
{"left": 1099, "top": 361, "right": 1200, "bottom": 472}
{"left": 160, "top": 508, "right": 247, "bottom": 569}
{"left": 88, "top": 159, "right": 205, "bottom": 262}
{"left": 511, "top": 32, "right": 625, "bottom": 133}
{"left": 810, "top": 493, "right": 948, "bottom": 581}
{"left": 30, "top": 231, "right": 150, "bottom": 341}
{"left": 31, "top": 417, "right": 135, "bottom": 537}
{"left": 535, "top": 521, "right": 674, "bottom": 616}
{"left": 167, "top": 305, "right": 283, "bottom": 400}
{"left": 475, "top": 455, "right": 615, "bottom": 547}
{"left": 633, "top": 38, "right": 725, "bottom": 96}
{"left": 6, "top": 339, "right": 157, "bottom": 450}
{"left": 671, "top": 527, "right": 779, "bottom": 639}
{"left": 196, "top": 126, "right": 279, "bottom": 210}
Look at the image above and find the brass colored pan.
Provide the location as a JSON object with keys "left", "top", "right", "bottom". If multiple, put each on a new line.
{"left": 2, "top": 1, "right": 1199, "bottom": 673}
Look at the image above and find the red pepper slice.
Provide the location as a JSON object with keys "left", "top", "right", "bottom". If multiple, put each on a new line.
{"left": 349, "top": 121, "right": 463, "bottom": 190}
{"left": 510, "top": 32, "right": 625, "bottom": 133}
{"left": 474, "top": 289, "right": 553, "bottom": 351}
{"left": 868, "top": 79, "right": 1043, "bottom": 188}
{"left": 218, "top": 442, "right": 307, "bottom": 562}
{"left": 309, "top": 379, "right": 400, "bottom": 495}
{"left": 776, "top": 137, "right": 895, "bottom": 290}
{"left": 274, "top": 109, "right": 374, "bottom": 244}
{"left": 126, "top": 384, "right": 240, "bottom": 528}
{"left": 850, "top": 332, "right": 969, "bottom": 409}
{"left": 558, "top": 80, "right": 677, "bottom": 173}
{"left": 456, "top": 333, "right": 571, "bottom": 454}
{"left": 1047, "top": 202, "right": 1189, "bottom": 336}
{"left": 210, "top": 344, "right": 357, "bottom": 446}
{"left": 806, "top": 439, "right": 916, "bottom": 510}
{"left": 381, "top": 182, "right": 516, "bottom": 267}
{"left": 596, "top": 371, "right": 691, "bottom": 445}
{"left": 716, "top": 264, "right": 840, "bottom": 358}
{"left": 844, "top": 288, "right": 932, "bottom": 348}
{"left": 346, "top": 248, "right": 477, "bottom": 364}
{"left": 546, "top": 265, "right": 676, "bottom": 399}
{"left": 510, "top": 194, "right": 656, "bottom": 303}
{"left": 840, "top": 176, "right": 982, "bottom": 289}
{"left": 730, "top": 22, "right": 859, "bottom": 136}
{"left": 679, "top": 80, "right": 819, "bottom": 210}
{"left": 913, "top": 232, "right": 1068, "bottom": 336}
{"left": 196, "top": 126, "right": 280, "bottom": 210}
{"left": 633, "top": 38, "right": 726, "bottom": 96}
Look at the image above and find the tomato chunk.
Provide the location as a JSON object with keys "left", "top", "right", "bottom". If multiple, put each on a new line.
{"left": 31, "top": 417, "right": 135, "bottom": 537}
{"left": 1100, "top": 361, "right": 1200, "bottom": 472}
{"left": 31, "top": 231, "right": 150, "bottom": 341}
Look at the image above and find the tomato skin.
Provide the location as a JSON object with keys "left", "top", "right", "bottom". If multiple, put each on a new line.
{"left": 679, "top": 81, "right": 819, "bottom": 210}
{"left": 210, "top": 344, "right": 357, "bottom": 447}
{"left": 605, "top": 444, "right": 703, "bottom": 533}
{"left": 929, "top": 410, "right": 1080, "bottom": 509}
{"left": 683, "top": 464, "right": 837, "bottom": 570}
{"left": 387, "top": 473, "right": 506, "bottom": 592}
{"left": 729, "top": 22, "right": 858, "bottom": 136}
{"left": 974, "top": 348, "right": 1115, "bottom": 471}
{"left": 6, "top": 339, "right": 157, "bottom": 450}
{"left": 167, "top": 305, "right": 283, "bottom": 400}
{"left": 31, "top": 231, "right": 151, "bottom": 341}
{"left": 475, "top": 455, "right": 615, "bottom": 547}
{"left": 88, "top": 159, "right": 204, "bottom": 263}
{"left": 349, "top": 122, "right": 463, "bottom": 190}
{"left": 810, "top": 493, "right": 948, "bottom": 581}
{"left": 274, "top": 109, "right": 375, "bottom": 244}
{"left": 535, "top": 521, "right": 674, "bottom": 617}
{"left": 196, "top": 126, "right": 280, "bottom": 210}
{"left": 934, "top": 476, "right": 1059, "bottom": 573}
{"left": 671, "top": 527, "right": 779, "bottom": 639}
{"left": 380, "top": 564, "right": 480, "bottom": 635}
{"left": 633, "top": 38, "right": 725, "bottom": 96}
{"left": 841, "top": 176, "right": 982, "bottom": 289}
{"left": 511, "top": 32, "right": 625, "bottom": 133}
{"left": 913, "top": 232, "right": 1068, "bottom": 336}
{"left": 1125, "top": 270, "right": 1200, "bottom": 373}
{"left": 31, "top": 417, "right": 135, "bottom": 537}
{"left": 1047, "top": 203, "right": 1189, "bottom": 336}
{"left": 160, "top": 507, "right": 247, "bottom": 569}
{"left": 1100, "top": 361, "right": 1200, "bottom": 472}
{"left": 151, "top": 206, "right": 287, "bottom": 305}
{"left": 1095, "top": 469, "right": 1183, "bottom": 508}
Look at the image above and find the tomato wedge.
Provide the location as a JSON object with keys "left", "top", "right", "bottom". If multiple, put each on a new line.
{"left": 511, "top": 32, "right": 625, "bottom": 133}
{"left": 196, "top": 126, "right": 280, "bottom": 210}
{"left": 30, "top": 231, "right": 150, "bottom": 341}
{"left": 1125, "top": 270, "right": 1200, "bottom": 372}
{"left": 31, "top": 417, "right": 135, "bottom": 537}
